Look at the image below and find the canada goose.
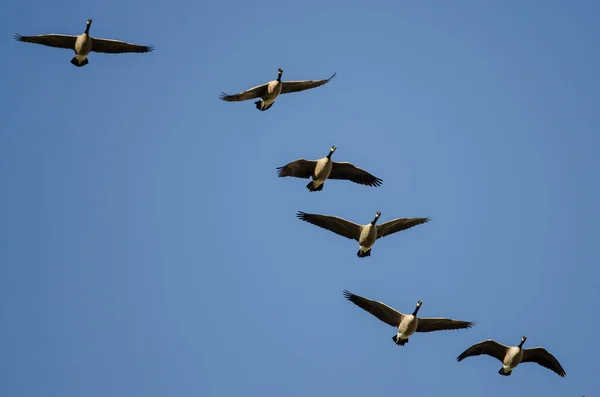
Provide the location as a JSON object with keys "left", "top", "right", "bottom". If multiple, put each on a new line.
{"left": 277, "top": 146, "right": 383, "bottom": 191}
{"left": 296, "top": 211, "right": 429, "bottom": 258}
{"left": 14, "top": 19, "right": 154, "bottom": 67}
{"left": 457, "top": 336, "right": 566, "bottom": 377}
{"left": 343, "top": 290, "right": 474, "bottom": 346}
{"left": 219, "top": 68, "right": 336, "bottom": 111}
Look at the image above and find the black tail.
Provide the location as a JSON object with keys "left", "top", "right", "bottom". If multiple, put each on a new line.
{"left": 498, "top": 368, "right": 511, "bottom": 376}
{"left": 357, "top": 249, "right": 371, "bottom": 258}
{"left": 306, "top": 181, "right": 324, "bottom": 192}
{"left": 255, "top": 101, "right": 273, "bottom": 111}
{"left": 392, "top": 335, "right": 408, "bottom": 346}
{"left": 70, "top": 57, "right": 88, "bottom": 67}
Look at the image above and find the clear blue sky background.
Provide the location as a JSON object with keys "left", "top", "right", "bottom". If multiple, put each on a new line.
{"left": 1, "top": 1, "right": 599, "bottom": 396}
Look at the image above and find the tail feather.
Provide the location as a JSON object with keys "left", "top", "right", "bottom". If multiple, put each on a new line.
{"left": 357, "top": 249, "right": 371, "bottom": 258}
{"left": 70, "top": 57, "right": 88, "bottom": 67}
{"left": 498, "top": 368, "right": 511, "bottom": 376}
{"left": 392, "top": 335, "right": 408, "bottom": 346}
{"left": 255, "top": 100, "right": 273, "bottom": 111}
{"left": 306, "top": 181, "right": 324, "bottom": 192}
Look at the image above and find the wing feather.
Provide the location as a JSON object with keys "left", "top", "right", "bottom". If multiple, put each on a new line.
{"left": 280, "top": 72, "right": 336, "bottom": 94}
{"left": 296, "top": 211, "right": 361, "bottom": 240}
{"left": 329, "top": 162, "right": 383, "bottom": 187}
{"left": 91, "top": 37, "right": 154, "bottom": 54}
{"left": 416, "top": 317, "right": 475, "bottom": 333}
{"left": 219, "top": 83, "right": 268, "bottom": 102}
{"left": 343, "top": 290, "right": 403, "bottom": 327}
{"left": 522, "top": 347, "right": 566, "bottom": 377}
{"left": 14, "top": 33, "right": 77, "bottom": 50}
{"left": 457, "top": 340, "right": 508, "bottom": 363}
{"left": 376, "top": 217, "right": 430, "bottom": 239}
{"left": 277, "top": 159, "right": 316, "bottom": 179}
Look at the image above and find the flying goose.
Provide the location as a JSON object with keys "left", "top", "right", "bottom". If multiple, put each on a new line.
{"left": 277, "top": 146, "right": 383, "bottom": 192}
{"left": 457, "top": 336, "right": 566, "bottom": 377}
{"left": 343, "top": 290, "right": 474, "bottom": 346}
{"left": 14, "top": 19, "right": 154, "bottom": 67}
{"left": 296, "top": 211, "right": 429, "bottom": 257}
{"left": 219, "top": 68, "right": 336, "bottom": 111}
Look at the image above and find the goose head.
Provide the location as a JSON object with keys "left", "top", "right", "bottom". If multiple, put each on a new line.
{"left": 518, "top": 336, "right": 527, "bottom": 348}
{"left": 412, "top": 300, "right": 423, "bottom": 316}
{"left": 371, "top": 211, "right": 381, "bottom": 225}
{"left": 85, "top": 19, "right": 92, "bottom": 34}
{"left": 326, "top": 145, "right": 337, "bottom": 159}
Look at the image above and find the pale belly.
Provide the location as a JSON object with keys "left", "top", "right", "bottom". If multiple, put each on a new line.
{"left": 359, "top": 226, "right": 376, "bottom": 250}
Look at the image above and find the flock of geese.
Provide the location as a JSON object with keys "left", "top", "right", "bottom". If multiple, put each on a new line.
{"left": 14, "top": 18, "right": 567, "bottom": 381}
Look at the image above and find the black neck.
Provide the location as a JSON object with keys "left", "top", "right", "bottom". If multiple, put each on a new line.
{"left": 412, "top": 306, "right": 421, "bottom": 316}
{"left": 370, "top": 216, "right": 379, "bottom": 225}
{"left": 326, "top": 151, "right": 334, "bottom": 159}
{"left": 518, "top": 340, "right": 525, "bottom": 348}
{"left": 85, "top": 24, "right": 91, "bottom": 34}
{"left": 277, "top": 73, "right": 282, "bottom": 82}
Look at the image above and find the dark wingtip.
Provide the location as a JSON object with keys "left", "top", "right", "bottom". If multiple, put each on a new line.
{"left": 13, "top": 33, "right": 22, "bottom": 41}
{"left": 147, "top": 44, "right": 155, "bottom": 52}
{"left": 371, "top": 177, "right": 383, "bottom": 187}
{"left": 456, "top": 349, "right": 470, "bottom": 362}
{"left": 219, "top": 92, "right": 230, "bottom": 100}
{"left": 296, "top": 211, "right": 307, "bottom": 220}
{"left": 329, "top": 72, "right": 337, "bottom": 80}
{"left": 342, "top": 289, "right": 353, "bottom": 299}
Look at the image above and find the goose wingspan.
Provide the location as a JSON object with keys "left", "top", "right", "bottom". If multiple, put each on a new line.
{"left": 280, "top": 72, "right": 337, "bottom": 94}
{"left": 376, "top": 217, "right": 430, "bottom": 239}
{"left": 296, "top": 211, "right": 361, "bottom": 240}
{"left": 522, "top": 347, "right": 566, "bottom": 377}
{"left": 14, "top": 33, "right": 77, "bottom": 50}
{"left": 219, "top": 83, "right": 268, "bottom": 102}
{"left": 277, "top": 159, "right": 317, "bottom": 178}
{"left": 91, "top": 38, "right": 154, "bottom": 54}
{"left": 416, "top": 317, "right": 475, "bottom": 333}
{"left": 329, "top": 162, "right": 383, "bottom": 187}
{"left": 342, "top": 290, "right": 403, "bottom": 327}
{"left": 457, "top": 340, "right": 508, "bottom": 363}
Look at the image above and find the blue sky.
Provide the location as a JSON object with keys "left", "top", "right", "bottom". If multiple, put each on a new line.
{"left": 1, "top": 1, "right": 599, "bottom": 396}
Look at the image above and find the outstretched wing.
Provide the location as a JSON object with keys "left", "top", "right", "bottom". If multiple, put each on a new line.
{"left": 376, "top": 217, "right": 430, "bottom": 239}
{"left": 277, "top": 159, "right": 316, "bottom": 179}
{"left": 14, "top": 33, "right": 77, "bottom": 50}
{"left": 219, "top": 83, "right": 268, "bottom": 102}
{"left": 343, "top": 290, "right": 403, "bottom": 327}
{"left": 329, "top": 162, "right": 383, "bottom": 187}
{"left": 296, "top": 211, "right": 361, "bottom": 240}
{"left": 456, "top": 339, "right": 508, "bottom": 363}
{"left": 280, "top": 72, "right": 336, "bottom": 94}
{"left": 416, "top": 317, "right": 475, "bottom": 332}
{"left": 91, "top": 37, "right": 154, "bottom": 54}
{"left": 522, "top": 347, "right": 566, "bottom": 377}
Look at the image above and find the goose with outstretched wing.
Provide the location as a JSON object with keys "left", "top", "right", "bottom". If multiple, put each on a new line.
{"left": 220, "top": 68, "right": 336, "bottom": 111}
{"left": 343, "top": 290, "right": 474, "bottom": 346}
{"left": 296, "top": 211, "right": 429, "bottom": 257}
{"left": 14, "top": 19, "right": 154, "bottom": 67}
